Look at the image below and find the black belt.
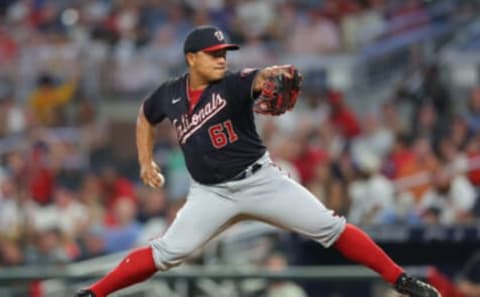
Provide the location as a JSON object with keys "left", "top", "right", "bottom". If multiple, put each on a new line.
{"left": 229, "top": 163, "right": 263, "bottom": 182}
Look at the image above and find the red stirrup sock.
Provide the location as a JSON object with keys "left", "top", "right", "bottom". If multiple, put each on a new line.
{"left": 334, "top": 224, "right": 404, "bottom": 284}
{"left": 90, "top": 246, "right": 157, "bottom": 297}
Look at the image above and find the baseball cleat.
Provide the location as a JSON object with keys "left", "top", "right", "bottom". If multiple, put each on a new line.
{"left": 72, "top": 289, "right": 96, "bottom": 297}
{"left": 394, "top": 273, "right": 441, "bottom": 297}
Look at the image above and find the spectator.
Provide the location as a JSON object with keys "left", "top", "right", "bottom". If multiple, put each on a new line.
{"left": 0, "top": 27, "right": 18, "bottom": 76}
{"left": 351, "top": 111, "right": 394, "bottom": 160}
{"left": 422, "top": 64, "right": 452, "bottom": 120}
{"left": 135, "top": 187, "right": 168, "bottom": 246}
{"left": 28, "top": 73, "right": 77, "bottom": 126}
{"left": 411, "top": 103, "right": 443, "bottom": 144}
{"left": 24, "top": 227, "right": 70, "bottom": 265}
{"left": 437, "top": 136, "right": 468, "bottom": 176}
{"left": 266, "top": 133, "right": 301, "bottom": 183}
{"left": 465, "top": 134, "right": 480, "bottom": 187}
{"left": 145, "top": 25, "right": 183, "bottom": 83}
{"left": 102, "top": 197, "right": 141, "bottom": 253}
{"left": 291, "top": 127, "right": 329, "bottom": 185}
{"left": 327, "top": 90, "right": 361, "bottom": 139}
{"left": 271, "top": 1, "right": 299, "bottom": 44}
{"left": 26, "top": 141, "right": 56, "bottom": 205}
{"left": 136, "top": 187, "right": 168, "bottom": 224}
{"left": 341, "top": 0, "right": 386, "bottom": 51}
{"left": 0, "top": 177, "right": 35, "bottom": 240}
{"left": 321, "top": 0, "right": 359, "bottom": 24}
{"left": 383, "top": 133, "right": 414, "bottom": 178}
{"left": 300, "top": 81, "right": 331, "bottom": 126}
{"left": 421, "top": 207, "right": 442, "bottom": 225}
{"left": 78, "top": 173, "right": 105, "bottom": 228}
{"left": 287, "top": 9, "right": 341, "bottom": 54}
{"left": 396, "top": 64, "right": 451, "bottom": 146}
{"left": 419, "top": 166, "right": 477, "bottom": 225}
{"left": 348, "top": 150, "right": 396, "bottom": 225}
{"left": 465, "top": 87, "right": 480, "bottom": 134}
{"left": 316, "top": 120, "right": 346, "bottom": 161}
{"left": 233, "top": 0, "right": 277, "bottom": 42}
{"left": 262, "top": 252, "right": 308, "bottom": 297}
{"left": 153, "top": 3, "right": 191, "bottom": 45}
{"left": 450, "top": 116, "right": 470, "bottom": 151}
{"left": 78, "top": 226, "right": 106, "bottom": 260}
{"left": 0, "top": 94, "right": 27, "bottom": 136}
{"left": 228, "top": 34, "right": 274, "bottom": 69}
{"left": 79, "top": 29, "right": 110, "bottom": 101}
{"left": 395, "top": 136, "right": 438, "bottom": 203}
{"left": 0, "top": 238, "right": 24, "bottom": 266}
{"left": 98, "top": 164, "right": 136, "bottom": 212}
{"left": 306, "top": 159, "right": 350, "bottom": 216}
{"left": 51, "top": 186, "right": 88, "bottom": 239}
{"left": 381, "top": 100, "right": 405, "bottom": 135}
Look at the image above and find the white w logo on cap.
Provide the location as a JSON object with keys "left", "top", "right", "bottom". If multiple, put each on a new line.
{"left": 214, "top": 30, "right": 224, "bottom": 41}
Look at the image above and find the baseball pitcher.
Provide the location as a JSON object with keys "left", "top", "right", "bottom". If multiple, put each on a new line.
{"left": 74, "top": 26, "right": 440, "bottom": 297}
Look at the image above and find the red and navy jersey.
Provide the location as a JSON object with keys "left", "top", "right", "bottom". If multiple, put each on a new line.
{"left": 143, "top": 69, "right": 266, "bottom": 184}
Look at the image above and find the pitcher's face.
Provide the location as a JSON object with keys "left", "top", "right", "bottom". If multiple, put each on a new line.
{"left": 187, "top": 49, "right": 228, "bottom": 82}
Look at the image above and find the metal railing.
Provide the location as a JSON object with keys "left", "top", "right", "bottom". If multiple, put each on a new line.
{"left": 0, "top": 263, "right": 430, "bottom": 297}
{"left": 0, "top": 265, "right": 386, "bottom": 283}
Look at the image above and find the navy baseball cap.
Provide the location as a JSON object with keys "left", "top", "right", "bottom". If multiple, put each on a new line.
{"left": 183, "top": 26, "right": 239, "bottom": 54}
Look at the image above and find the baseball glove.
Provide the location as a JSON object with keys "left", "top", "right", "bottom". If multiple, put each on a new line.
{"left": 253, "top": 65, "right": 302, "bottom": 116}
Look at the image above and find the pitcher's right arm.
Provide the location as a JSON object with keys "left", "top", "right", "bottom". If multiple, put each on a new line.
{"left": 137, "top": 103, "right": 165, "bottom": 188}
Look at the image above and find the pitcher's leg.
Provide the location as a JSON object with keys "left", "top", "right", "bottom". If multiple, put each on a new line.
{"left": 334, "top": 226, "right": 440, "bottom": 297}
{"left": 242, "top": 166, "right": 440, "bottom": 296}
{"left": 334, "top": 224, "right": 403, "bottom": 283}
{"left": 85, "top": 184, "right": 238, "bottom": 297}
{"left": 241, "top": 166, "right": 346, "bottom": 248}
{"left": 242, "top": 167, "right": 403, "bottom": 281}
{"left": 150, "top": 185, "right": 239, "bottom": 271}
{"left": 88, "top": 247, "right": 157, "bottom": 297}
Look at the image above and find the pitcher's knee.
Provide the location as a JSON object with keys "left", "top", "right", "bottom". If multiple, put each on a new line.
{"left": 311, "top": 215, "right": 346, "bottom": 248}
{"left": 150, "top": 238, "right": 192, "bottom": 271}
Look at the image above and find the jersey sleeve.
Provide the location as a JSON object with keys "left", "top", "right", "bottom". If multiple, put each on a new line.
{"left": 142, "top": 84, "right": 166, "bottom": 125}
{"left": 224, "top": 68, "right": 260, "bottom": 105}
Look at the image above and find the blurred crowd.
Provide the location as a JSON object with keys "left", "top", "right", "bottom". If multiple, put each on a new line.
{"left": 0, "top": 0, "right": 466, "bottom": 102}
{"left": 0, "top": 0, "right": 480, "bottom": 274}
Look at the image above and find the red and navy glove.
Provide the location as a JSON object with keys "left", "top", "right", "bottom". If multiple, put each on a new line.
{"left": 253, "top": 65, "right": 302, "bottom": 116}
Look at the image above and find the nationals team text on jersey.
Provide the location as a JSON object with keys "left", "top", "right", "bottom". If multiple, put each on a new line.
{"left": 174, "top": 93, "right": 227, "bottom": 144}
